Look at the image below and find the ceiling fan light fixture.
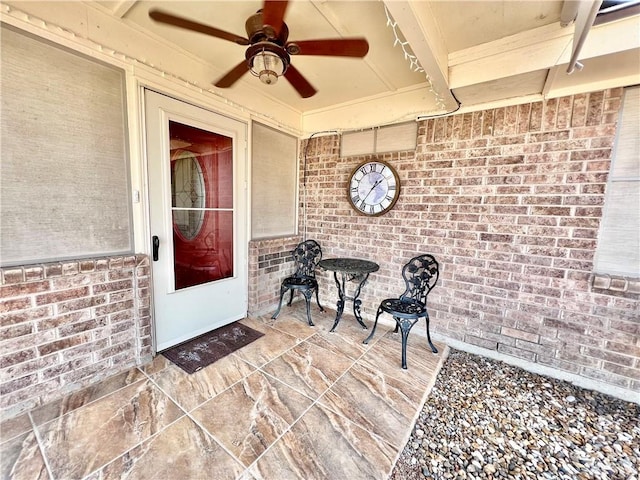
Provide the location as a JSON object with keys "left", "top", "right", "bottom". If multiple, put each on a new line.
{"left": 250, "top": 49, "right": 285, "bottom": 85}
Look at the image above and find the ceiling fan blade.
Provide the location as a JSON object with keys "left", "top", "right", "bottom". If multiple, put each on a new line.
{"left": 288, "top": 38, "right": 369, "bottom": 57}
{"left": 283, "top": 64, "right": 317, "bottom": 98}
{"left": 261, "top": 0, "right": 289, "bottom": 38}
{"left": 214, "top": 61, "right": 250, "bottom": 88}
{"left": 149, "top": 9, "right": 249, "bottom": 46}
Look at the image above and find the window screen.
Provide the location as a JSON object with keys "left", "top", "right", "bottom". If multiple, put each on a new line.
{"left": 251, "top": 122, "right": 298, "bottom": 239}
{"left": 593, "top": 86, "right": 640, "bottom": 277}
{"left": 1, "top": 25, "right": 132, "bottom": 266}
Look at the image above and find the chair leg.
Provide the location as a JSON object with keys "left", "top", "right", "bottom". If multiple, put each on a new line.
{"left": 301, "top": 290, "right": 315, "bottom": 326}
{"left": 363, "top": 306, "right": 383, "bottom": 344}
{"left": 271, "top": 286, "right": 288, "bottom": 319}
{"left": 287, "top": 289, "right": 295, "bottom": 306}
{"left": 314, "top": 288, "right": 324, "bottom": 312}
{"left": 396, "top": 317, "right": 418, "bottom": 369}
{"left": 425, "top": 314, "right": 438, "bottom": 353}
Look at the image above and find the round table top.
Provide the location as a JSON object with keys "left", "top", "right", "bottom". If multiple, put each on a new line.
{"left": 319, "top": 258, "right": 380, "bottom": 274}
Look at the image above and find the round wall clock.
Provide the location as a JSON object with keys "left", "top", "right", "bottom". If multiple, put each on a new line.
{"left": 347, "top": 159, "right": 400, "bottom": 216}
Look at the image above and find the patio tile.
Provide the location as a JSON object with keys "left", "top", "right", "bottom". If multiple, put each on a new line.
{"left": 35, "top": 378, "right": 184, "bottom": 479}
{"left": 360, "top": 333, "right": 447, "bottom": 389}
{"left": 315, "top": 310, "right": 374, "bottom": 339}
{"left": 306, "top": 313, "right": 388, "bottom": 361}
{"left": 138, "top": 352, "right": 173, "bottom": 375}
{"left": 261, "top": 340, "right": 355, "bottom": 399}
{"left": 318, "top": 361, "right": 428, "bottom": 449}
{"left": 191, "top": 370, "right": 313, "bottom": 468}
{"left": 254, "top": 310, "right": 321, "bottom": 340}
{"left": 0, "top": 431, "right": 48, "bottom": 480}
{"left": 0, "top": 412, "right": 32, "bottom": 443}
{"left": 149, "top": 353, "right": 257, "bottom": 412}
{"left": 84, "top": 416, "right": 245, "bottom": 480}
{"left": 231, "top": 320, "right": 301, "bottom": 368}
{"left": 30, "top": 367, "right": 146, "bottom": 426}
{"left": 4, "top": 306, "right": 446, "bottom": 480}
{"left": 250, "top": 403, "right": 397, "bottom": 480}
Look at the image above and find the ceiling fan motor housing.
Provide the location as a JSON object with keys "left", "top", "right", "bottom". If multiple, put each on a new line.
{"left": 245, "top": 10, "right": 289, "bottom": 45}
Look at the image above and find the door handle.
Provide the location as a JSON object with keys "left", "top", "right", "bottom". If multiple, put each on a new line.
{"left": 152, "top": 235, "right": 160, "bottom": 261}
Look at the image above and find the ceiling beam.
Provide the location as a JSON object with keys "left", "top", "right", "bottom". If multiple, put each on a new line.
{"left": 382, "top": 0, "right": 458, "bottom": 112}
{"left": 111, "top": 1, "right": 137, "bottom": 19}
{"left": 449, "top": 14, "right": 640, "bottom": 89}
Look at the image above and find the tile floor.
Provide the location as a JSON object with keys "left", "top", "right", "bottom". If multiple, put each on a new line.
{"left": 1, "top": 303, "right": 448, "bottom": 480}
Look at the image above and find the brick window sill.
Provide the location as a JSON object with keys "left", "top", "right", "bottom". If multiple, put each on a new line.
{"left": 591, "top": 273, "right": 640, "bottom": 294}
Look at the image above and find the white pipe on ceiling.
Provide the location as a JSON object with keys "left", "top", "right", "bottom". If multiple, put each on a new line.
{"left": 567, "top": 0, "right": 603, "bottom": 74}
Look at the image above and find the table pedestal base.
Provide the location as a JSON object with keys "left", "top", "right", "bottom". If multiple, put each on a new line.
{"left": 329, "top": 271, "right": 370, "bottom": 332}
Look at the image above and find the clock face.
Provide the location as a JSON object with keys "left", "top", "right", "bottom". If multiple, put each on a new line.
{"left": 348, "top": 160, "right": 400, "bottom": 216}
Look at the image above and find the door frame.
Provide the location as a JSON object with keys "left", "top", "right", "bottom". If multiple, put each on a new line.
{"left": 141, "top": 87, "right": 250, "bottom": 353}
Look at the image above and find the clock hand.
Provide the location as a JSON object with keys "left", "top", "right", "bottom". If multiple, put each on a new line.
{"left": 361, "top": 178, "right": 384, "bottom": 203}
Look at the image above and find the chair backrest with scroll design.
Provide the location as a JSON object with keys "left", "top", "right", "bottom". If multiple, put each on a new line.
{"left": 292, "top": 240, "right": 323, "bottom": 279}
{"left": 399, "top": 254, "right": 439, "bottom": 305}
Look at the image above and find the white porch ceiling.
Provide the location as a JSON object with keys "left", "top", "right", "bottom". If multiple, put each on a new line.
{"left": 5, "top": 0, "right": 638, "bottom": 130}
{"left": 99, "top": 0, "right": 639, "bottom": 116}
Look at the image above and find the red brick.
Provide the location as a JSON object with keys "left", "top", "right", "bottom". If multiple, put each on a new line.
{"left": 93, "top": 280, "right": 133, "bottom": 294}
{"left": 23, "top": 267, "right": 45, "bottom": 282}
{"left": 584, "top": 347, "right": 635, "bottom": 367}
{"left": 52, "top": 273, "right": 107, "bottom": 289}
{"left": 556, "top": 349, "right": 601, "bottom": 368}
{"left": 57, "top": 295, "right": 107, "bottom": 314}
{"left": 0, "top": 373, "right": 38, "bottom": 394}
{"left": 0, "top": 298, "right": 32, "bottom": 314}
{"left": 465, "top": 335, "right": 498, "bottom": 350}
{"left": 601, "top": 362, "right": 640, "bottom": 378}
{"left": 2, "top": 269, "right": 25, "bottom": 284}
{"left": 571, "top": 93, "right": 588, "bottom": 127}
{"left": 498, "top": 343, "right": 536, "bottom": 361}
{"left": 0, "top": 348, "right": 37, "bottom": 369}
{"left": 1, "top": 306, "right": 54, "bottom": 327}
{"left": 587, "top": 91, "right": 604, "bottom": 126}
{"left": 44, "top": 264, "right": 63, "bottom": 278}
{"left": 501, "top": 327, "right": 540, "bottom": 343}
{"left": 38, "top": 333, "right": 89, "bottom": 356}
{"left": 581, "top": 367, "right": 632, "bottom": 389}
{"left": 61, "top": 262, "right": 80, "bottom": 276}
{"left": 35, "top": 287, "right": 90, "bottom": 306}
{"left": 605, "top": 340, "right": 640, "bottom": 357}
{"left": 41, "top": 357, "right": 92, "bottom": 381}
{"left": 0, "top": 355, "right": 58, "bottom": 385}
{"left": 0, "top": 281, "right": 50, "bottom": 298}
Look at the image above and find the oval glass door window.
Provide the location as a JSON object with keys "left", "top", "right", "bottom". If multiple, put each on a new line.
{"left": 172, "top": 150, "right": 205, "bottom": 240}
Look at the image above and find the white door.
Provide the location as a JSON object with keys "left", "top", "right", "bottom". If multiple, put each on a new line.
{"left": 144, "top": 90, "right": 248, "bottom": 351}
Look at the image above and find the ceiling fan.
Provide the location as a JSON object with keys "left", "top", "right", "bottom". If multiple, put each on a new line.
{"left": 149, "top": 0, "right": 369, "bottom": 98}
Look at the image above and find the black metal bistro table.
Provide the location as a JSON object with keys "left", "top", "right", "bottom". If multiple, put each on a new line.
{"left": 318, "top": 258, "right": 379, "bottom": 332}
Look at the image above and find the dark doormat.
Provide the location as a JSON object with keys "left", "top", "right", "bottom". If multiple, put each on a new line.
{"left": 161, "top": 322, "right": 264, "bottom": 374}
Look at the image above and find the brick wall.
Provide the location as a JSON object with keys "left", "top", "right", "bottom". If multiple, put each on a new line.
{"left": 5, "top": 88, "right": 634, "bottom": 421}
{"left": 301, "top": 88, "right": 639, "bottom": 395}
{"left": 248, "top": 236, "right": 302, "bottom": 315}
{"left": 0, "top": 255, "right": 152, "bottom": 419}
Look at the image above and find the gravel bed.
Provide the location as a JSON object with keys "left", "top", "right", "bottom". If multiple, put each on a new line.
{"left": 390, "top": 350, "right": 640, "bottom": 479}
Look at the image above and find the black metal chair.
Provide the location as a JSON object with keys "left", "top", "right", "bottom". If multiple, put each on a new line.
{"left": 363, "top": 254, "right": 439, "bottom": 369}
{"left": 271, "top": 240, "right": 324, "bottom": 326}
